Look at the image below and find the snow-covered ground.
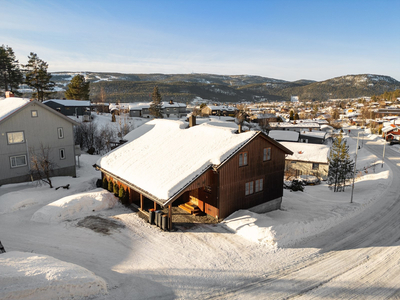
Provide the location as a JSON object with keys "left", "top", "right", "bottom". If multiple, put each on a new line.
{"left": 0, "top": 124, "right": 399, "bottom": 299}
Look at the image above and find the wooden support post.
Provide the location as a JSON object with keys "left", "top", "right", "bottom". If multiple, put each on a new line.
{"left": 140, "top": 194, "right": 143, "bottom": 211}
{"left": 168, "top": 204, "right": 172, "bottom": 230}
{"left": 154, "top": 202, "right": 157, "bottom": 211}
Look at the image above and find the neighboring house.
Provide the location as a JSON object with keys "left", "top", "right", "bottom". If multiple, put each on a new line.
{"left": 43, "top": 99, "right": 91, "bottom": 117}
{"left": 95, "top": 119, "right": 292, "bottom": 226}
{"left": 201, "top": 105, "right": 237, "bottom": 117}
{"left": 299, "top": 130, "right": 330, "bottom": 144}
{"left": 281, "top": 142, "right": 330, "bottom": 180}
{"left": 0, "top": 97, "right": 79, "bottom": 185}
{"left": 268, "top": 130, "right": 300, "bottom": 142}
{"left": 382, "top": 124, "right": 400, "bottom": 141}
{"left": 112, "top": 100, "right": 188, "bottom": 118}
{"left": 269, "top": 121, "right": 320, "bottom": 132}
{"left": 251, "top": 113, "right": 279, "bottom": 123}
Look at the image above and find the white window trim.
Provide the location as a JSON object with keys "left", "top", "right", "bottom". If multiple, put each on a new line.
{"left": 10, "top": 154, "right": 27, "bottom": 168}
{"left": 31, "top": 110, "right": 38, "bottom": 117}
{"left": 7, "top": 131, "right": 25, "bottom": 144}
{"left": 58, "top": 127, "right": 64, "bottom": 139}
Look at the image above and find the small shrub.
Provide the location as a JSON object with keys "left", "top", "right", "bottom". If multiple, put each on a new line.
{"left": 102, "top": 177, "right": 108, "bottom": 189}
{"left": 108, "top": 180, "right": 113, "bottom": 192}
{"left": 113, "top": 183, "right": 119, "bottom": 196}
{"left": 119, "top": 185, "right": 125, "bottom": 199}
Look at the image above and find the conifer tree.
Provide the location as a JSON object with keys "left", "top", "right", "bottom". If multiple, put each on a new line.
{"left": 149, "top": 86, "right": 163, "bottom": 118}
{"left": 65, "top": 74, "right": 90, "bottom": 100}
{"left": 328, "top": 133, "right": 354, "bottom": 192}
{"left": 24, "top": 52, "right": 55, "bottom": 101}
{"left": 0, "top": 45, "right": 23, "bottom": 95}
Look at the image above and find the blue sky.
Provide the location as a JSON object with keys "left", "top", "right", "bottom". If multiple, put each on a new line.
{"left": 1, "top": 0, "right": 399, "bottom": 81}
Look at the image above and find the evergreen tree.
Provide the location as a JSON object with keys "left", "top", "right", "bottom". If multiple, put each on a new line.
{"left": 108, "top": 180, "right": 113, "bottom": 192}
{"left": 0, "top": 45, "right": 23, "bottom": 96}
{"left": 65, "top": 74, "right": 90, "bottom": 100}
{"left": 149, "top": 86, "right": 163, "bottom": 118}
{"left": 24, "top": 52, "right": 55, "bottom": 101}
{"left": 289, "top": 110, "right": 294, "bottom": 120}
{"left": 328, "top": 133, "right": 354, "bottom": 192}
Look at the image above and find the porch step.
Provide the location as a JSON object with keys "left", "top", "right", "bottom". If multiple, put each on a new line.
{"left": 178, "top": 202, "right": 202, "bottom": 216}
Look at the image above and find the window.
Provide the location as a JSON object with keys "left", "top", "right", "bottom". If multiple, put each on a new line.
{"left": 245, "top": 181, "right": 254, "bottom": 195}
{"left": 60, "top": 148, "right": 66, "bottom": 160}
{"left": 312, "top": 163, "right": 319, "bottom": 170}
{"left": 31, "top": 110, "right": 38, "bottom": 117}
{"left": 10, "top": 155, "right": 27, "bottom": 168}
{"left": 255, "top": 179, "right": 264, "bottom": 192}
{"left": 263, "top": 148, "right": 271, "bottom": 161}
{"left": 239, "top": 152, "right": 248, "bottom": 166}
{"left": 57, "top": 127, "right": 64, "bottom": 139}
{"left": 7, "top": 131, "right": 25, "bottom": 144}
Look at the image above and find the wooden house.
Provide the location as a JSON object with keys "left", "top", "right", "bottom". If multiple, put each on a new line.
{"left": 94, "top": 119, "right": 292, "bottom": 228}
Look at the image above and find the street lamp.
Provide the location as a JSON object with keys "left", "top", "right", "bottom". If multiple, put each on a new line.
{"left": 350, "top": 132, "right": 360, "bottom": 204}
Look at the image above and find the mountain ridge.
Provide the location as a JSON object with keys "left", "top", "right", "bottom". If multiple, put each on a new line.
{"left": 49, "top": 72, "right": 399, "bottom": 103}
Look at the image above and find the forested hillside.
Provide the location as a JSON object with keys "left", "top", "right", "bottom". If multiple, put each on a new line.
{"left": 48, "top": 72, "right": 400, "bottom": 103}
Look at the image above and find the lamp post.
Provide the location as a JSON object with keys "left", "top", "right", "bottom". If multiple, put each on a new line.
{"left": 350, "top": 132, "right": 360, "bottom": 204}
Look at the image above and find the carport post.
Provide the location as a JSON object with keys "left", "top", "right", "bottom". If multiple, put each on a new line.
{"left": 168, "top": 205, "right": 172, "bottom": 230}
{"left": 140, "top": 194, "right": 143, "bottom": 211}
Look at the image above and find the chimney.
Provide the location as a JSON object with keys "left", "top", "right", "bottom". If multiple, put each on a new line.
{"left": 189, "top": 115, "right": 196, "bottom": 127}
{"left": 238, "top": 123, "right": 243, "bottom": 133}
{"left": 5, "top": 91, "right": 14, "bottom": 98}
{"left": 169, "top": 99, "right": 174, "bottom": 105}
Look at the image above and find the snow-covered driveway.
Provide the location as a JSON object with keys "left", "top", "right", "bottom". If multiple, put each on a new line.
{"left": 1, "top": 131, "right": 399, "bottom": 299}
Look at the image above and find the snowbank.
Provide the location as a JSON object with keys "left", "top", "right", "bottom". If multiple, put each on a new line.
{"left": 31, "top": 188, "right": 118, "bottom": 223}
{"left": 0, "top": 251, "right": 107, "bottom": 299}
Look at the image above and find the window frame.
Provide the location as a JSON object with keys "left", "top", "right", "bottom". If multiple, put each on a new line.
{"left": 239, "top": 151, "right": 248, "bottom": 167}
{"left": 263, "top": 147, "right": 271, "bottom": 161}
{"left": 255, "top": 178, "right": 264, "bottom": 193}
{"left": 312, "top": 162, "right": 319, "bottom": 170}
{"left": 31, "top": 110, "right": 38, "bottom": 117}
{"left": 57, "top": 127, "right": 64, "bottom": 139}
{"left": 245, "top": 181, "right": 254, "bottom": 196}
{"left": 10, "top": 154, "right": 27, "bottom": 168}
{"left": 6, "top": 131, "right": 25, "bottom": 145}
{"left": 59, "top": 148, "right": 66, "bottom": 160}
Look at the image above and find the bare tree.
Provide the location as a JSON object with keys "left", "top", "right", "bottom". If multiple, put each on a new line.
{"left": 29, "top": 144, "right": 56, "bottom": 188}
{"left": 259, "top": 118, "right": 271, "bottom": 134}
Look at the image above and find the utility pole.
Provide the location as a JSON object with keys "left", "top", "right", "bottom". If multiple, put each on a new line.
{"left": 350, "top": 132, "right": 360, "bottom": 204}
{"left": 382, "top": 132, "right": 386, "bottom": 168}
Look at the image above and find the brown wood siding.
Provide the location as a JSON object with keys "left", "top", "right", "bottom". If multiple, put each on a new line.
{"left": 218, "top": 135, "right": 286, "bottom": 219}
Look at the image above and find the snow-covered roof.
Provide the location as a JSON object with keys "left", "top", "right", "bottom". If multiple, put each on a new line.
{"left": 43, "top": 99, "right": 90, "bottom": 106}
{"left": 97, "top": 119, "right": 259, "bottom": 204}
{"left": 206, "top": 105, "right": 236, "bottom": 111}
{"left": 161, "top": 101, "right": 186, "bottom": 108}
{"left": 281, "top": 142, "right": 330, "bottom": 163}
{"left": 0, "top": 97, "right": 31, "bottom": 122}
{"left": 382, "top": 124, "right": 399, "bottom": 133}
{"left": 128, "top": 102, "right": 150, "bottom": 110}
{"left": 268, "top": 130, "right": 299, "bottom": 142}
{"left": 299, "top": 130, "right": 328, "bottom": 139}
{"left": 270, "top": 122, "right": 320, "bottom": 128}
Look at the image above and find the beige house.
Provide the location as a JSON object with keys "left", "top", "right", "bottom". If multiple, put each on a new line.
{"left": 281, "top": 142, "right": 330, "bottom": 180}
{"left": 0, "top": 96, "right": 79, "bottom": 185}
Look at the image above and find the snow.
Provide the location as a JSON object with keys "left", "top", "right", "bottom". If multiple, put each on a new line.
{"left": 97, "top": 119, "right": 256, "bottom": 203}
{"left": 0, "top": 125, "right": 399, "bottom": 299}
{"left": 268, "top": 130, "right": 299, "bottom": 141}
{"left": 31, "top": 189, "right": 118, "bottom": 224}
{"left": 281, "top": 141, "right": 330, "bottom": 163}
{"left": 0, "top": 97, "right": 31, "bottom": 121}
{"left": 0, "top": 251, "right": 107, "bottom": 299}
